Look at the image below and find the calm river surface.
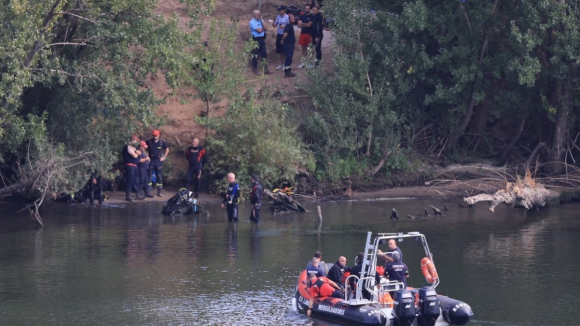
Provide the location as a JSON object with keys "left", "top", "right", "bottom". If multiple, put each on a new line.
{"left": 0, "top": 198, "right": 579, "bottom": 326}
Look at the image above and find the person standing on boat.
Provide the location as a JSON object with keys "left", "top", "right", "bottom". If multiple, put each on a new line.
{"left": 249, "top": 174, "right": 263, "bottom": 223}
{"left": 308, "top": 273, "right": 342, "bottom": 298}
{"left": 307, "top": 257, "right": 327, "bottom": 277}
{"left": 385, "top": 251, "right": 409, "bottom": 288}
{"left": 221, "top": 173, "right": 240, "bottom": 222}
{"left": 384, "top": 239, "right": 403, "bottom": 263}
{"left": 327, "top": 256, "right": 348, "bottom": 287}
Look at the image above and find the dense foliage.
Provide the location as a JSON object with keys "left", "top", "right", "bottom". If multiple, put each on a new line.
{"left": 5, "top": 0, "right": 580, "bottom": 207}
{"left": 0, "top": 0, "right": 212, "bottom": 198}
{"left": 301, "top": 0, "right": 580, "bottom": 180}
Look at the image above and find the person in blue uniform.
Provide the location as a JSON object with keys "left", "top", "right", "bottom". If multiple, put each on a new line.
{"left": 146, "top": 130, "right": 169, "bottom": 197}
{"left": 307, "top": 257, "right": 327, "bottom": 277}
{"left": 249, "top": 174, "right": 263, "bottom": 223}
{"left": 385, "top": 251, "right": 409, "bottom": 288}
{"left": 185, "top": 137, "right": 208, "bottom": 198}
{"left": 249, "top": 10, "right": 272, "bottom": 76}
{"left": 384, "top": 239, "right": 403, "bottom": 263}
{"left": 122, "top": 136, "right": 141, "bottom": 202}
{"left": 221, "top": 173, "right": 240, "bottom": 222}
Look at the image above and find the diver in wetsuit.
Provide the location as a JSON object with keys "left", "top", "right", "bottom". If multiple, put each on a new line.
{"left": 85, "top": 170, "right": 103, "bottom": 205}
{"left": 185, "top": 137, "right": 207, "bottom": 198}
{"left": 221, "top": 173, "right": 240, "bottom": 222}
{"left": 249, "top": 174, "right": 263, "bottom": 223}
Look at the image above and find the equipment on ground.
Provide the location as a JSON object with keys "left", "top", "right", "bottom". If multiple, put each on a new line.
{"left": 162, "top": 189, "right": 203, "bottom": 215}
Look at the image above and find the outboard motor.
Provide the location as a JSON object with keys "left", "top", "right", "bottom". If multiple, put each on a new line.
{"left": 417, "top": 287, "right": 440, "bottom": 326}
{"left": 392, "top": 289, "right": 416, "bottom": 326}
{"left": 439, "top": 296, "right": 474, "bottom": 325}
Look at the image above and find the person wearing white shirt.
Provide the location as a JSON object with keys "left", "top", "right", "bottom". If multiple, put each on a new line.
{"left": 272, "top": 6, "right": 290, "bottom": 70}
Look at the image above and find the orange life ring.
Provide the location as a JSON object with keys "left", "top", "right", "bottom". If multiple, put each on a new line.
{"left": 421, "top": 257, "right": 439, "bottom": 283}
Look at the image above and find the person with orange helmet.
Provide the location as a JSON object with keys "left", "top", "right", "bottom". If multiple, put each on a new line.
{"left": 146, "top": 130, "right": 169, "bottom": 197}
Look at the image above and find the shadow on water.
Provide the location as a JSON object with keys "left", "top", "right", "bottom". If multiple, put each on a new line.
{"left": 0, "top": 199, "right": 578, "bottom": 325}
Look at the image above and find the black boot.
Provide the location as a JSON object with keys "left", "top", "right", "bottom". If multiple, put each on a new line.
{"left": 137, "top": 190, "right": 145, "bottom": 200}
{"left": 125, "top": 196, "right": 133, "bottom": 202}
{"left": 285, "top": 67, "right": 296, "bottom": 78}
{"left": 157, "top": 187, "right": 163, "bottom": 197}
{"left": 145, "top": 187, "right": 154, "bottom": 198}
{"left": 253, "top": 67, "right": 261, "bottom": 76}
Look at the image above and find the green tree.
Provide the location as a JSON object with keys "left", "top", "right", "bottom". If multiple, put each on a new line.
{"left": 0, "top": 0, "right": 213, "bottom": 214}
{"left": 305, "top": 0, "right": 580, "bottom": 178}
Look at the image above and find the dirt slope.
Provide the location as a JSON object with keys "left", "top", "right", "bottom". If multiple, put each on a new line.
{"left": 150, "top": 0, "right": 334, "bottom": 187}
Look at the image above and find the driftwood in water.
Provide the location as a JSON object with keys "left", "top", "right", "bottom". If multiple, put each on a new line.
{"left": 263, "top": 189, "right": 306, "bottom": 214}
{"left": 464, "top": 180, "right": 555, "bottom": 212}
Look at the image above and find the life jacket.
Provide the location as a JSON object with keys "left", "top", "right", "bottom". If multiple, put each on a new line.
{"left": 312, "top": 277, "right": 335, "bottom": 297}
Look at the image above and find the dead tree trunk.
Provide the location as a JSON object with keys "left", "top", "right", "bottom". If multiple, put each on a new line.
{"left": 464, "top": 180, "right": 556, "bottom": 212}
{"left": 263, "top": 189, "right": 306, "bottom": 214}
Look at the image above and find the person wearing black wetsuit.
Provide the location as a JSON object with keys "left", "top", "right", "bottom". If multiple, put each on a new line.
{"left": 185, "top": 137, "right": 208, "bottom": 198}
{"left": 311, "top": 6, "right": 324, "bottom": 66}
{"left": 249, "top": 174, "right": 263, "bottom": 223}
{"left": 146, "top": 130, "right": 169, "bottom": 197}
{"left": 122, "top": 136, "right": 141, "bottom": 202}
{"left": 85, "top": 170, "right": 103, "bottom": 205}
{"left": 221, "top": 173, "right": 240, "bottom": 222}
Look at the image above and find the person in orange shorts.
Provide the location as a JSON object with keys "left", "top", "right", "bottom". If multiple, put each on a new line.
{"left": 297, "top": 4, "right": 314, "bottom": 68}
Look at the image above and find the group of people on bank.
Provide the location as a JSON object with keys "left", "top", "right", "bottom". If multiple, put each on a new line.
{"left": 122, "top": 131, "right": 207, "bottom": 202}
{"left": 249, "top": 2, "right": 325, "bottom": 77}
{"left": 121, "top": 132, "right": 264, "bottom": 223}
{"left": 306, "top": 239, "right": 409, "bottom": 299}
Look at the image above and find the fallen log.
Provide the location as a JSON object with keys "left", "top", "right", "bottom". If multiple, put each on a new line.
{"left": 264, "top": 189, "right": 306, "bottom": 214}
{"left": 464, "top": 180, "right": 557, "bottom": 212}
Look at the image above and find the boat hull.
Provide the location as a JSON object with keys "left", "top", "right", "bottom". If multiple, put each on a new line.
{"left": 295, "top": 270, "right": 386, "bottom": 326}
{"left": 295, "top": 270, "right": 473, "bottom": 326}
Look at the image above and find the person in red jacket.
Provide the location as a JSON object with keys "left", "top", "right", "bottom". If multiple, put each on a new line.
{"left": 308, "top": 273, "right": 343, "bottom": 298}
{"left": 185, "top": 137, "right": 207, "bottom": 198}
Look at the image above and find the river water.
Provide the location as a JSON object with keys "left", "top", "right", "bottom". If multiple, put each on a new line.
{"left": 0, "top": 198, "right": 578, "bottom": 326}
